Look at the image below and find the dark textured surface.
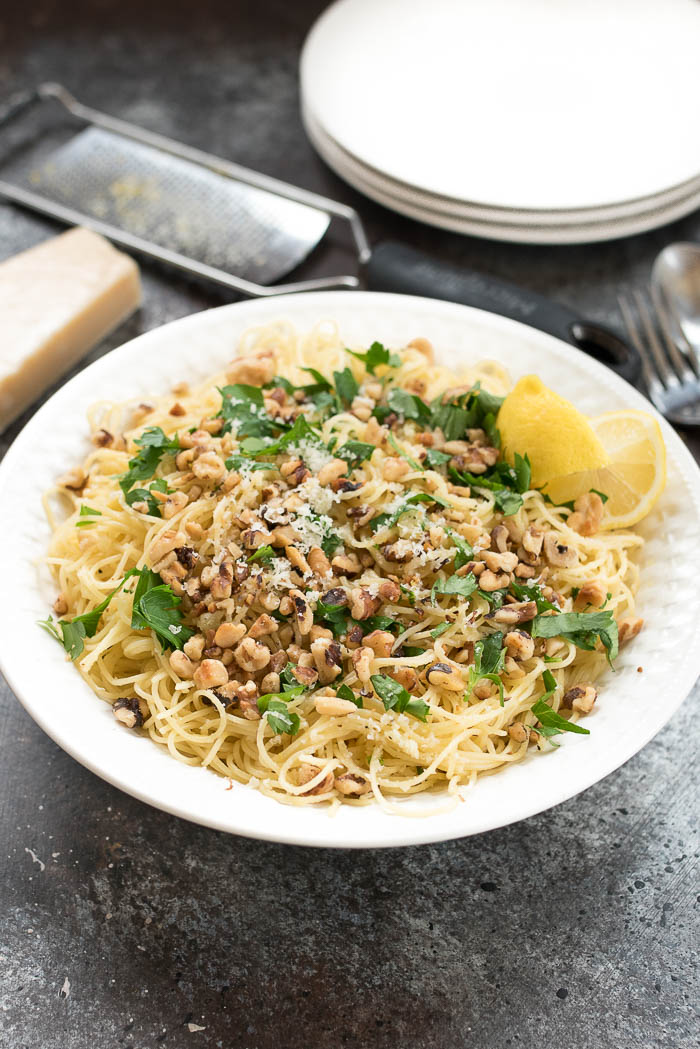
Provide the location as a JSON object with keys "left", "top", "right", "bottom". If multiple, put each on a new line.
{"left": 0, "top": 4, "right": 699, "bottom": 1047}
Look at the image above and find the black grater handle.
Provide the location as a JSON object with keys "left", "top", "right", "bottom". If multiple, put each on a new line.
{"left": 366, "top": 241, "right": 641, "bottom": 386}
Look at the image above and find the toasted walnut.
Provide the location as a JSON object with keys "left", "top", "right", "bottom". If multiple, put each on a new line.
{"left": 388, "top": 666, "right": 419, "bottom": 692}
{"left": 260, "top": 671, "right": 280, "bottom": 694}
{"left": 381, "top": 540, "right": 415, "bottom": 564}
{"left": 314, "top": 694, "right": 357, "bottom": 716}
{"left": 350, "top": 588, "right": 381, "bottom": 620}
{"left": 248, "top": 613, "right": 278, "bottom": 639}
{"left": 490, "top": 524, "right": 509, "bottom": 553}
{"left": 112, "top": 697, "right": 148, "bottom": 728}
{"left": 489, "top": 600, "right": 538, "bottom": 624}
{"left": 296, "top": 764, "right": 334, "bottom": 795}
{"left": 288, "top": 588, "right": 312, "bottom": 634}
{"left": 508, "top": 722, "right": 529, "bottom": 743}
{"left": 618, "top": 616, "right": 643, "bottom": 644}
{"left": 225, "top": 349, "right": 276, "bottom": 387}
{"left": 543, "top": 533, "right": 578, "bottom": 567}
{"left": 562, "top": 683, "right": 597, "bottom": 714}
{"left": 352, "top": 646, "right": 373, "bottom": 683}
{"left": 331, "top": 552, "right": 362, "bottom": 576}
{"left": 213, "top": 622, "right": 246, "bottom": 648}
{"left": 210, "top": 562, "right": 234, "bottom": 601}
{"left": 150, "top": 530, "right": 187, "bottom": 566}
{"left": 382, "top": 457, "right": 410, "bottom": 481}
{"left": 53, "top": 592, "right": 68, "bottom": 616}
{"left": 291, "top": 664, "right": 319, "bottom": 686}
{"left": 479, "top": 569, "right": 511, "bottom": 592}
{"left": 183, "top": 634, "right": 205, "bottom": 661}
{"left": 567, "top": 492, "right": 605, "bottom": 537}
{"left": 310, "top": 638, "right": 343, "bottom": 684}
{"left": 193, "top": 659, "right": 229, "bottom": 690}
{"left": 318, "top": 458, "right": 348, "bottom": 486}
{"left": 161, "top": 491, "right": 189, "bottom": 519}
{"left": 514, "top": 563, "right": 537, "bottom": 579}
{"left": 472, "top": 680, "right": 496, "bottom": 700}
{"left": 575, "top": 581, "right": 607, "bottom": 609}
{"left": 92, "top": 428, "right": 113, "bottom": 447}
{"left": 363, "top": 630, "right": 394, "bottom": 657}
{"left": 308, "top": 546, "right": 332, "bottom": 577}
{"left": 58, "top": 467, "right": 86, "bottom": 491}
{"left": 287, "top": 546, "right": 311, "bottom": 575}
{"left": 350, "top": 396, "right": 374, "bottom": 422}
{"left": 407, "top": 336, "right": 434, "bottom": 363}
{"left": 334, "top": 773, "right": 371, "bottom": 796}
{"left": 169, "top": 650, "right": 195, "bottom": 679}
{"left": 234, "top": 637, "right": 271, "bottom": 673}
{"left": 482, "top": 550, "right": 519, "bottom": 573}
{"left": 242, "top": 526, "right": 270, "bottom": 550}
{"left": 522, "top": 526, "right": 544, "bottom": 558}
{"left": 505, "top": 630, "right": 535, "bottom": 661}
{"left": 378, "top": 580, "right": 400, "bottom": 602}
{"left": 425, "top": 662, "right": 465, "bottom": 691}
{"left": 237, "top": 682, "right": 261, "bottom": 720}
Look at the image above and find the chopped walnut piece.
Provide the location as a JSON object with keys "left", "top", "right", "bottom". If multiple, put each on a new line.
{"left": 562, "top": 683, "right": 597, "bottom": 714}
{"left": 225, "top": 348, "right": 276, "bottom": 387}
{"left": 234, "top": 637, "right": 271, "bottom": 673}
{"left": 112, "top": 697, "right": 148, "bottom": 729}
{"left": 618, "top": 616, "right": 644, "bottom": 644}
{"left": 574, "top": 581, "right": 607, "bottom": 609}
{"left": 543, "top": 533, "right": 578, "bottom": 567}
{"left": 297, "top": 764, "right": 335, "bottom": 796}
{"left": 193, "top": 659, "right": 229, "bottom": 689}
{"left": 567, "top": 492, "right": 605, "bottom": 537}
{"left": 334, "top": 773, "right": 371, "bottom": 796}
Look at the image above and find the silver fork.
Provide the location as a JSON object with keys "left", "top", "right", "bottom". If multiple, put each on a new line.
{"left": 619, "top": 288, "right": 700, "bottom": 426}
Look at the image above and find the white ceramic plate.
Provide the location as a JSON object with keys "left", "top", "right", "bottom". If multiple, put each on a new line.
{"left": 301, "top": 0, "right": 700, "bottom": 211}
{"left": 1, "top": 292, "right": 699, "bottom": 849}
{"left": 303, "top": 107, "right": 700, "bottom": 244}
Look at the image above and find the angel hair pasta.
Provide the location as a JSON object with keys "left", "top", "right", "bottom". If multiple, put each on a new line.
{"left": 41, "top": 321, "right": 644, "bottom": 815}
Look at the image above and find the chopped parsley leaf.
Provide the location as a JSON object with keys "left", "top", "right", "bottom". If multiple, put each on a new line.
{"left": 370, "top": 673, "right": 429, "bottom": 721}
{"left": 217, "top": 384, "right": 279, "bottom": 439}
{"left": 129, "top": 566, "right": 194, "bottom": 651}
{"left": 445, "top": 526, "right": 473, "bottom": 569}
{"left": 347, "top": 341, "right": 401, "bottom": 374}
{"left": 468, "top": 631, "right": 506, "bottom": 705}
{"left": 248, "top": 544, "right": 275, "bottom": 564}
{"left": 431, "top": 572, "right": 478, "bottom": 605}
{"left": 118, "top": 427, "right": 180, "bottom": 497}
{"left": 531, "top": 610, "right": 618, "bottom": 664}
{"left": 337, "top": 682, "right": 363, "bottom": 708}
{"left": 75, "top": 505, "right": 103, "bottom": 528}
{"left": 423, "top": 448, "right": 452, "bottom": 469}
{"left": 336, "top": 440, "right": 375, "bottom": 467}
{"left": 38, "top": 573, "right": 135, "bottom": 660}
{"left": 333, "top": 367, "right": 359, "bottom": 407}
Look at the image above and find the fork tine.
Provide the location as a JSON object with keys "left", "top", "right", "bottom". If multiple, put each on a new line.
{"left": 632, "top": 289, "right": 680, "bottom": 389}
{"left": 650, "top": 281, "right": 699, "bottom": 382}
{"left": 618, "top": 292, "right": 665, "bottom": 399}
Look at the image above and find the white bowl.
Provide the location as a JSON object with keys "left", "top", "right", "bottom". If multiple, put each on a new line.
{"left": 1, "top": 292, "right": 698, "bottom": 848}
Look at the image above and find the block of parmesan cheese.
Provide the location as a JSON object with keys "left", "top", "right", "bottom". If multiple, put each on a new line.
{"left": 0, "top": 227, "right": 141, "bottom": 432}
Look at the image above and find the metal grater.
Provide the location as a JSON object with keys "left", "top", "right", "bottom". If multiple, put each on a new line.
{"left": 0, "top": 83, "right": 370, "bottom": 296}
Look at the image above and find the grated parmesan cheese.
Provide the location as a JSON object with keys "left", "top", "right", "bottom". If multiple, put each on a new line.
{"left": 288, "top": 439, "right": 335, "bottom": 473}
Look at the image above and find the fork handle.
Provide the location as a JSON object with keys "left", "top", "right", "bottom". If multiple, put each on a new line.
{"left": 366, "top": 242, "right": 642, "bottom": 386}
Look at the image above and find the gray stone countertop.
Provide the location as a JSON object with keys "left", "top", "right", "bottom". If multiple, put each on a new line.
{"left": 0, "top": 3, "right": 698, "bottom": 1047}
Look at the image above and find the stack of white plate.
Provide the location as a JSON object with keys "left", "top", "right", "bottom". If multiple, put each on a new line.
{"left": 300, "top": 0, "right": 700, "bottom": 244}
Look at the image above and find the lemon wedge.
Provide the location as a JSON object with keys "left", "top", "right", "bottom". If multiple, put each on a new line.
{"left": 498, "top": 376, "right": 667, "bottom": 529}
{"left": 544, "top": 411, "right": 667, "bottom": 528}
{"left": 498, "top": 375, "right": 609, "bottom": 488}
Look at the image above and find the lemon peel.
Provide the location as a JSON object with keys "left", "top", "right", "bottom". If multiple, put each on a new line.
{"left": 498, "top": 375, "right": 609, "bottom": 488}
